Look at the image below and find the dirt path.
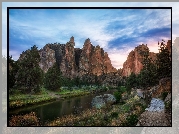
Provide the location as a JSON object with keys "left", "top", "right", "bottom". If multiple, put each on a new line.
{"left": 137, "top": 89, "right": 144, "bottom": 98}
{"left": 46, "top": 90, "right": 61, "bottom": 99}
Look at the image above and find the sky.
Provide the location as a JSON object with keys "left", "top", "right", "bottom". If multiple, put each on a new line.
{"left": 2, "top": 3, "right": 175, "bottom": 69}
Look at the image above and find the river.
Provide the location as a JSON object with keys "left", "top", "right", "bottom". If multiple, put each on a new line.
{"left": 9, "top": 89, "right": 116, "bottom": 125}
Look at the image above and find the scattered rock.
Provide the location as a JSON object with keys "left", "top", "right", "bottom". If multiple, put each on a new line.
{"left": 138, "top": 111, "right": 171, "bottom": 126}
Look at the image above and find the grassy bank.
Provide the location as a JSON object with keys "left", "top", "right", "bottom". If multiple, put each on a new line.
{"left": 56, "top": 89, "right": 90, "bottom": 99}
{"left": 9, "top": 93, "right": 56, "bottom": 109}
{"left": 46, "top": 95, "right": 147, "bottom": 126}
{"left": 9, "top": 88, "right": 91, "bottom": 109}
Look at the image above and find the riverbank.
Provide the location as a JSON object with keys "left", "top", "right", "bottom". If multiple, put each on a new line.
{"left": 9, "top": 87, "right": 100, "bottom": 109}
{"left": 46, "top": 95, "right": 147, "bottom": 126}
{"left": 9, "top": 93, "right": 57, "bottom": 109}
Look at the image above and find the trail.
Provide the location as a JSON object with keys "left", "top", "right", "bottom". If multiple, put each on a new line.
{"left": 46, "top": 90, "right": 61, "bottom": 99}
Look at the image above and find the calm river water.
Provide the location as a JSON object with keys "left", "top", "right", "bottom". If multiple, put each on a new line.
{"left": 9, "top": 90, "right": 116, "bottom": 125}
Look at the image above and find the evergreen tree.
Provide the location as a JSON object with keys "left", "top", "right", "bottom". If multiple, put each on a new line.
{"left": 9, "top": 56, "right": 20, "bottom": 89}
{"left": 156, "top": 40, "right": 171, "bottom": 79}
{"left": 74, "top": 76, "right": 80, "bottom": 87}
{"left": 125, "top": 72, "right": 137, "bottom": 92}
{"left": 15, "top": 45, "right": 43, "bottom": 93}
{"left": 44, "top": 63, "right": 62, "bottom": 91}
{"left": 138, "top": 50, "right": 158, "bottom": 89}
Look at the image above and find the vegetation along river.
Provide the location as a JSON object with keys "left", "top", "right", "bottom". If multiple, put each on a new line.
{"left": 9, "top": 90, "right": 116, "bottom": 125}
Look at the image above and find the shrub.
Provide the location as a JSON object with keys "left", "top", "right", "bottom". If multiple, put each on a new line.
{"left": 113, "top": 91, "right": 122, "bottom": 103}
{"left": 125, "top": 114, "right": 138, "bottom": 126}
{"left": 44, "top": 63, "right": 62, "bottom": 91}
{"left": 111, "top": 112, "right": 118, "bottom": 119}
{"left": 9, "top": 112, "right": 40, "bottom": 126}
{"left": 161, "top": 92, "right": 168, "bottom": 100}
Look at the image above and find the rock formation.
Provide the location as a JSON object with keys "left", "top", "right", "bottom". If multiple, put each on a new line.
{"left": 39, "top": 45, "right": 56, "bottom": 73}
{"left": 79, "top": 38, "right": 116, "bottom": 77}
{"left": 17, "top": 37, "right": 117, "bottom": 80}
{"left": 17, "top": 37, "right": 171, "bottom": 86}
{"left": 121, "top": 44, "right": 157, "bottom": 77}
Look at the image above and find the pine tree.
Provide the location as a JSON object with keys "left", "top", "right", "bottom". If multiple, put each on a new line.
{"left": 125, "top": 72, "right": 137, "bottom": 92}
{"left": 15, "top": 45, "right": 44, "bottom": 93}
{"left": 157, "top": 40, "right": 171, "bottom": 79}
{"left": 9, "top": 56, "right": 19, "bottom": 89}
{"left": 44, "top": 63, "right": 62, "bottom": 91}
{"left": 137, "top": 46, "right": 158, "bottom": 89}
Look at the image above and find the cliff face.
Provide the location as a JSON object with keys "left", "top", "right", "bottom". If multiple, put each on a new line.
{"left": 18, "top": 37, "right": 170, "bottom": 81}
{"left": 38, "top": 37, "right": 117, "bottom": 78}
{"left": 121, "top": 44, "right": 157, "bottom": 77}
{"left": 39, "top": 46, "right": 56, "bottom": 73}
{"left": 78, "top": 38, "right": 116, "bottom": 76}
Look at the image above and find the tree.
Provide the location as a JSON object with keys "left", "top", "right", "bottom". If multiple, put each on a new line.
{"left": 137, "top": 50, "right": 158, "bottom": 89}
{"left": 74, "top": 76, "right": 80, "bottom": 87}
{"left": 44, "top": 63, "right": 62, "bottom": 91}
{"left": 9, "top": 56, "right": 19, "bottom": 89}
{"left": 156, "top": 40, "right": 171, "bottom": 79}
{"left": 15, "top": 45, "right": 44, "bottom": 93}
{"left": 125, "top": 72, "right": 137, "bottom": 93}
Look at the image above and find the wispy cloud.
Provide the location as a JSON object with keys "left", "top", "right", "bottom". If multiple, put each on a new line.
{"left": 2, "top": 2, "right": 174, "bottom": 69}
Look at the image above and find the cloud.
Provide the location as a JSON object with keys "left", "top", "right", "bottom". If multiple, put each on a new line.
{"left": 2, "top": 3, "right": 172, "bottom": 69}
{"left": 108, "top": 47, "right": 134, "bottom": 69}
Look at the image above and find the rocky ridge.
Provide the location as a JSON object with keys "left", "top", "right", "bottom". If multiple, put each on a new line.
{"left": 121, "top": 44, "right": 157, "bottom": 77}
{"left": 18, "top": 37, "right": 118, "bottom": 84}
{"left": 121, "top": 40, "right": 171, "bottom": 77}
{"left": 18, "top": 37, "right": 171, "bottom": 84}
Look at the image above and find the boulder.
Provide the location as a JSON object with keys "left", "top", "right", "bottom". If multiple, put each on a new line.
{"left": 91, "top": 94, "right": 116, "bottom": 109}
{"left": 145, "top": 98, "right": 165, "bottom": 112}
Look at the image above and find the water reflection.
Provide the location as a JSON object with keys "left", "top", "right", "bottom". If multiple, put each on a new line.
{"left": 9, "top": 90, "right": 115, "bottom": 125}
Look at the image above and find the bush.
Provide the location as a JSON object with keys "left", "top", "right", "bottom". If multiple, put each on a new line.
{"left": 110, "top": 112, "right": 118, "bottom": 119}
{"left": 117, "top": 86, "right": 126, "bottom": 93}
{"left": 125, "top": 114, "right": 138, "bottom": 126}
{"left": 44, "top": 63, "right": 62, "bottom": 91}
{"left": 161, "top": 92, "right": 168, "bottom": 100}
{"left": 113, "top": 91, "right": 122, "bottom": 103}
{"left": 9, "top": 112, "right": 40, "bottom": 126}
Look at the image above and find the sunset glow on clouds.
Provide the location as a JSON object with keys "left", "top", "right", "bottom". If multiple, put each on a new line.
{"left": 2, "top": 3, "right": 173, "bottom": 69}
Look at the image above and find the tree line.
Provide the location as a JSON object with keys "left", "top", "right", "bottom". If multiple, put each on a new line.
{"left": 125, "top": 40, "right": 171, "bottom": 92}
{"left": 9, "top": 40, "right": 171, "bottom": 94}
{"left": 9, "top": 45, "right": 100, "bottom": 93}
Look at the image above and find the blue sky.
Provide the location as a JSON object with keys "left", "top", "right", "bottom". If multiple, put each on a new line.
{"left": 2, "top": 3, "right": 175, "bottom": 69}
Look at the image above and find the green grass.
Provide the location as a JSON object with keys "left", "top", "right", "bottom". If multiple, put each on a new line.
{"left": 56, "top": 89, "right": 90, "bottom": 98}
{"left": 9, "top": 88, "right": 90, "bottom": 109}
{"left": 9, "top": 94, "right": 56, "bottom": 109}
{"left": 9, "top": 88, "right": 56, "bottom": 109}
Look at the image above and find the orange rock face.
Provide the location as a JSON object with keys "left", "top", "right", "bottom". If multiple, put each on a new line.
{"left": 60, "top": 37, "right": 77, "bottom": 78}
{"left": 79, "top": 38, "right": 117, "bottom": 76}
{"left": 36, "top": 37, "right": 117, "bottom": 78}
{"left": 121, "top": 44, "right": 157, "bottom": 77}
